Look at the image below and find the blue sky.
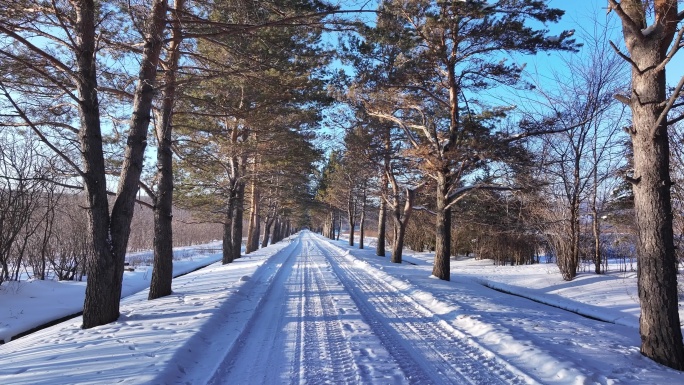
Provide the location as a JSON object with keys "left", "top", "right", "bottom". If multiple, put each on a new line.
{"left": 549, "top": 0, "right": 683, "bottom": 85}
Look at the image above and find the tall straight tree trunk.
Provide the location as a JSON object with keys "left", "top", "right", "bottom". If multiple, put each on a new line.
{"left": 390, "top": 188, "right": 414, "bottom": 264}
{"left": 391, "top": 217, "right": 406, "bottom": 264}
{"left": 327, "top": 210, "right": 334, "bottom": 239}
{"left": 347, "top": 190, "right": 356, "bottom": 247}
{"left": 609, "top": 0, "right": 684, "bottom": 370}
{"left": 227, "top": 125, "right": 246, "bottom": 261}
{"left": 232, "top": 181, "right": 245, "bottom": 259}
{"left": 377, "top": 126, "right": 391, "bottom": 256}
{"left": 75, "top": 0, "right": 113, "bottom": 330}
{"left": 432, "top": 172, "right": 451, "bottom": 280}
{"left": 359, "top": 188, "right": 366, "bottom": 250}
{"left": 254, "top": 214, "right": 261, "bottom": 250}
{"left": 271, "top": 217, "right": 280, "bottom": 243}
{"left": 377, "top": 198, "right": 387, "bottom": 256}
{"left": 246, "top": 180, "right": 260, "bottom": 254}
{"left": 221, "top": 193, "right": 236, "bottom": 264}
{"left": 262, "top": 215, "right": 275, "bottom": 248}
{"left": 592, "top": 129, "right": 602, "bottom": 274}
{"left": 80, "top": 0, "right": 167, "bottom": 328}
{"left": 149, "top": 0, "right": 184, "bottom": 300}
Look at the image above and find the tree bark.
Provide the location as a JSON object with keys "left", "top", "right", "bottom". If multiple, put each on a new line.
{"left": 347, "top": 189, "right": 356, "bottom": 247}
{"left": 232, "top": 181, "right": 245, "bottom": 259}
{"left": 390, "top": 188, "right": 414, "bottom": 264}
{"left": 254, "top": 214, "right": 261, "bottom": 250}
{"left": 221, "top": 194, "right": 236, "bottom": 264}
{"left": 610, "top": 0, "right": 684, "bottom": 369}
{"left": 81, "top": 0, "right": 167, "bottom": 328}
{"left": 327, "top": 210, "right": 334, "bottom": 239}
{"left": 246, "top": 179, "right": 260, "bottom": 254}
{"left": 149, "top": 0, "right": 183, "bottom": 300}
{"left": 592, "top": 139, "right": 602, "bottom": 275}
{"left": 271, "top": 216, "right": 281, "bottom": 244}
{"left": 377, "top": 197, "right": 387, "bottom": 256}
{"left": 261, "top": 214, "right": 275, "bottom": 248}
{"left": 432, "top": 172, "right": 451, "bottom": 280}
{"left": 359, "top": 187, "right": 366, "bottom": 249}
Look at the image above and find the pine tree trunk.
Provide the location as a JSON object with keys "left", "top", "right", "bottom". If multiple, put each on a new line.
{"left": 246, "top": 182, "right": 259, "bottom": 254}
{"left": 391, "top": 188, "right": 414, "bottom": 264}
{"left": 391, "top": 214, "right": 405, "bottom": 264}
{"left": 221, "top": 194, "right": 235, "bottom": 264}
{"left": 592, "top": 167, "right": 602, "bottom": 274}
{"left": 359, "top": 195, "right": 366, "bottom": 250}
{"left": 347, "top": 191, "right": 355, "bottom": 247}
{"left": 612, "top": 0, "right": 684, "bottom": 368}
{"left": 149, "top": 0, "right": 183, "bottom": 300}
{"left": 377, "top": 198, "right": 386, "bottom": 256}
{"left": 262, "top": 215, "right": 275, "bottom": 248}
{"left": 75, "top": 0, "right": 116, "bottom": 328}
{"left": 81, "top": 0, "right": 167, "bottom": 328}
{"left": 432, "top": 173, "right": 451, "bottom": 280}
{"left": 631, "top": 63, "right": 684, "bottom": 370}
{"left": 253, "top": 214, "right": 261, "bottom": 250}
{"left": 271, "top": 217, "right": 280, "bottom": 243}
{"left": 329, "top": 210, "right": 335, "bottom": 239}
{"left": 232, "top": 181, "right": 245, "bottom": 259}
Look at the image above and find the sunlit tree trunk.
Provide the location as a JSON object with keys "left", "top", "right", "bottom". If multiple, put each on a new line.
{"left": 432, "top": 171, "right": 451, "bottom": 280}
{"left": 608, "top": 0, "right": 684, "bottom": 369}
{"left": 149, "top": 0, "right": 184, "bottom": 300}
{"left": 81, "top": 0, "right": 167, "bottom": 328}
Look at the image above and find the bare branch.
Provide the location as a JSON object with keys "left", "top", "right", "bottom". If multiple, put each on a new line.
{"left": 445, "top": 184, "right": 520, "bottom": 210}
{"left": 653, "top": 74, "right": 684, "bottom": 136}
{"left": 0, "top": 81, "right": 85, "bottom": 178}
{"left": 505, "top": 118, "right": 591, "bottom": 143}
{"left": 607, "top": 0, "right": 645, "bottom": 38}
{"left": 138, "top": 181, "right": 157, "bottom": 202}
{"left": 609, "top": 40, "right": 639, "bottom": 70}
{"left": 0, "top": 25, "right": 76, "bottom": 82}
{"left": 655, "top": 26, "right": 684, "bottom": 72}
{"left": 615, "top": 93, "right": 632, "bottom": 105}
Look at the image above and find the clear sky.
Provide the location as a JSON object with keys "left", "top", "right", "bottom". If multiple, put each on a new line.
{"left": 548, "top": 0, "right": 683, "bottom": 85}
{"left": 320, "top": 0, "right": 683, "bottom": 151}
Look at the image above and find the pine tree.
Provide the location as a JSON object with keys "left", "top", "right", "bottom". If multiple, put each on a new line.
{"left": 350, "top": 0, "right": 577, "bottom": 280}
{"left": 607, "top": 0, "right": 684, "bottom": 370}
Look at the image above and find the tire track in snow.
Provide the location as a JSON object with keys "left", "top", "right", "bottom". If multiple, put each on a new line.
{"left": 297, "top": 241, "right": 359, "bottom": 384}
{"left": 316, "top": 239, "right": 532, "bottom": 385}
{"left": 208, "top": 234, "right": 377, "bottom": 384}
{"left": 207, "top": 237, "right": 303, "bottom": 384}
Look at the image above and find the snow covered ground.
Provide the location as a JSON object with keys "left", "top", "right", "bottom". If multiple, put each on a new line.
{"left": 0, "top": 241, "right": 223, "bottom": 343}
{"left": 0, "top": 231, "right": 683, "bottom": 384}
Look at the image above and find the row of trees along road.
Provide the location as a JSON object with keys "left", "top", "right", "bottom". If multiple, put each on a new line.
{"left": 1, "top": 0, "right": 683, "bottom": 372}
{"left": 312, "top": 0, "right": 684, "bottom": 371}
{"left": 0, "top": 0, "right": 333, "bottom": 329}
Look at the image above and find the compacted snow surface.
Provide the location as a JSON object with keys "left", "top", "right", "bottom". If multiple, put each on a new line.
{"left": 0, "top": 231, "right": 683, "bottom": 384}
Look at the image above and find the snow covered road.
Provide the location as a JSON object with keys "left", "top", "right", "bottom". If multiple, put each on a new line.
{"left": 208, "top": 232, "right": 531, "bottom": 384}
{"left": 208, "top": 233, "right": 404, "bottom": 384}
